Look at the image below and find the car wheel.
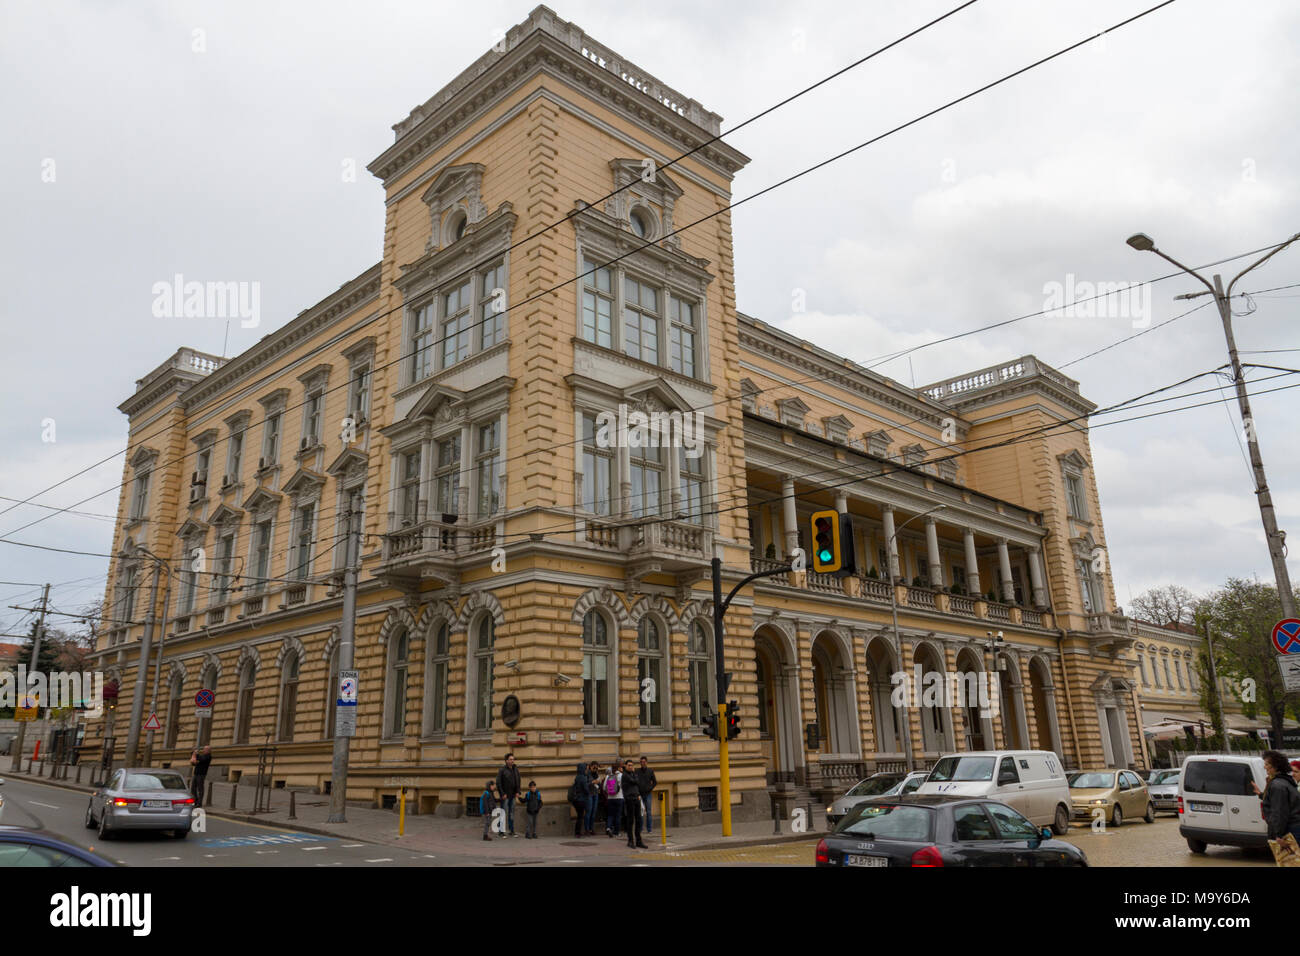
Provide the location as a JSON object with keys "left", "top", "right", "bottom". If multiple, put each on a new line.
{"left": 1144, "top": 803, "right": 1155, "bottom": 824}
{"left": 1187, "top": 837, "right": 1207, "bottom": 854}
{"left": 84, "top": 801, "right": 96, "bottom": 829}
{"left": 172, "top": 827, "right": 189, "bottom": 840}
{"left": 1111, "top": 805, "right": 1123, "bottom": 828}
{"left": 97, "top": 805, "right": 113, "bottom": 841}
{"left": 1052, "top": 804, "right": 1069, "bottom": 835}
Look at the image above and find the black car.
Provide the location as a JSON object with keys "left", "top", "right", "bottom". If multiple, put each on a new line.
{"left": 0, "top": 826, "right": 117, "bottom": 867}
{"left": 815, "top": 794, "right": 1088, "bottom": 868}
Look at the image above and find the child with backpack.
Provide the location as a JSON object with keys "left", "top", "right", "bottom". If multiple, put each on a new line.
{"left": 519, "top": 780, "right": 543, "bottom": 838}
{"left": 480, "top": 780, "right": 498, "bottom": 841}
{"left": 604, "top": 761, "right": 623, "bottom": 837}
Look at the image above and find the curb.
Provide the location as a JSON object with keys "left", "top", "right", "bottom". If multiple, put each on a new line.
{"left": 665, "top": 832, "right": 820, "bottom": 852}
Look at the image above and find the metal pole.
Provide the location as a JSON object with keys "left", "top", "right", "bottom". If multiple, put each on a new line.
{"left": 328, "top": 500, "right": 361, "bottom": 822}
{"left": 10, "top": 583, "right": 50, "bottom": 772}
{"left": 124, "top": 554, "right": 163, "bottom": 768}
{"left": 1210, "top": 272, "right": 1296, "bottom": 619}
{"left": 886, "top": 507, "right": 943, "bottom": 771}
{"left": 1203, "top": 620, "right": 1226, "bottom": 738}
{"left": 143, "top": 567, "right": 172, "bottom": 768}
{"left": 711, "top": 556, "right": 732, "bottom": 837}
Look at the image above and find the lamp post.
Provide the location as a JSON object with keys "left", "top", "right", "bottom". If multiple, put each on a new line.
{"left": 887, "top": 504, "right": 947, "bottom": 770}
{"left": 1126, "top": 232, "right": 1299, "bottom": 619}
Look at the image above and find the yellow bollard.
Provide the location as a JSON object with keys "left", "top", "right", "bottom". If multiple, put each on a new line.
{"left": 659, "top": 790, "right": 668, "bottom": 846}
{"left": 399, "top": 786, "right": 406, "bottom": 836}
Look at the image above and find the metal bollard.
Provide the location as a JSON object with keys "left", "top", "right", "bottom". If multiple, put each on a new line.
{"left": 807, "top": 799, "right": 815, "bottom": 831}
{"left": 772, "top": 794, "right": 782, "bottom": 834}
{"left": 289, "top": 790, "right": 297, "bottom": 820}
{"left": 229, "top": 782, "right": 238, "bottom": 810}
{"left": 76, "top": 764, "right": 83, "bottom": 784}
{"left": 206, "top": 779, "right": 214, "bottom": 807}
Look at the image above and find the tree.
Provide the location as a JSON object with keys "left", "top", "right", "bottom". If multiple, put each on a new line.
{"left": 1195, "top": 577, "right": 1300, "bottom": 745}
{"left": 1130, "top": 584, "right": 1197, "bottom": 626}
{"left": 1194, "top": 648, "right": 1226, "bottom": 742}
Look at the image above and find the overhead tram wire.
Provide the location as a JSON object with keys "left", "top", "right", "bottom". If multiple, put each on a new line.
{"left": 0, "top": 2, "right": 983, "bottom": 530}
{"left": 1, "top": 0, "right": 1186, "bottom": 545}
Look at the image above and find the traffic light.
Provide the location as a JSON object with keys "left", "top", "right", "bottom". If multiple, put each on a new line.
{"left": 702, "top": 709, "right": 719, "bottom": 740}
{"left": 725, "top": 700, "right": 740, "bottom": 740}
{"left": 810, "top": 509, "right": 856, "bottom": 576}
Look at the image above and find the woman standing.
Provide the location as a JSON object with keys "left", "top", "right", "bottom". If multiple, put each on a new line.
{"left": 1260, "top": 749, "right": 1300, "bottom": 846}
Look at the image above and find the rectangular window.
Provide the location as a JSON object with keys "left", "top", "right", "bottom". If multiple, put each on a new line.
{"left": 622, "top": 276, "right": 660, "bottom": 363}
{"left": 349, "top": 364, "right": 370, "bottom": 421}
{"left": 118, "top": 566, "right": 138, "bottom": 622}
{"left": 581, "top": 259, "right": 613, "bottom": 348}
{"left": 293, "top": 505, "right": 314, "bottom": 580}
{"left": 679, "top": 448, "right": 704, "bottom": 522}
{"left": 629, "top": 443, "right": 662, "bottom": 518}
{"left": 131, "top": 472, "right": 149, "bottom": 519}
{"left": 195, "top": 448, "right": 211, "bottom": 486}
{"left": 400, "top": 451, "right": 421, "bottom": 524}
{"left": 228, "top": 429, "right": 243, "bottom": 483}
{"left": 178, "top": 551, "right": 197, "bottom": 616}
{"left": 216, "top": 534, "right": 235, "bottom": 600}
{"left": 304, "top": 392, "right": 323, "bottom": 446}
{"left": 435, "top": 437, "right": 460, "bottom": 516}
{"left": 582, "top": 650, "right": 609, "bottom": 727}
{"left": 479, "top": 262, "right": 505, "bottom": 348}
{"left": 669, "top": 295, "right": 697, "bottom": 377}
{"left": 441, "top": 281, "right": 472, "bottom": 369}
{"left": 1065, "top": 473, "right": 1087, "bottom": 519}
{"left": 252, "top": 520, "right": 272, "bottom": 590}
{"left": 476, "top": 422, "right": 501, "bottom": 516}
{"left": 263, "top": 413, "right": 281, "bottom": 466}
{"left": 582, "top": 414, "right": 613, "bottom": 516}
{"left": 412, "top": 303, "right": 435, "bottom": 382}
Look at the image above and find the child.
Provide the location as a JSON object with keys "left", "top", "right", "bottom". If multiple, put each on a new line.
{"left": 480, "top": 780, "right": 498, "bottom": 841}
{"left": 604, "top": 761, "right": 623, "bottom": 837}
{"left": 519, "top": 780, "right": 543, "bottom": 838}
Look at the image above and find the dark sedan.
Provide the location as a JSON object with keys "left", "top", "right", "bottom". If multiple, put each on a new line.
{"left": 0, "top": 826, "right": 116, "bottom": 866}
{"left": 815, "top": 794, "right": 1088, "bottom": 867}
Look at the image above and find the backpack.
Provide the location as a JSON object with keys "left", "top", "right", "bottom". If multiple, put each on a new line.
{"left": 568, "top": 782, "right": 582, "bottom": 805}
{"left": 607, "top": 775, "right": 620, "bottom": 796}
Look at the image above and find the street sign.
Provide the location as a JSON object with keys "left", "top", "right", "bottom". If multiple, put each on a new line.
{"left": 195, "top": 688, "right": 215, "bottom": 708}
{"left": 334, "top": 707, "right": 356, "bottom": 737}
{"left": 196, "top": 708, "right": 211, "bottom": 719}
{"left": 1272, "top": 619, "right": 1300, "bottom": 655}
{"left": 338, "top": 671, "right": 358, "bottom": 705}
{"left": 1279, "top": 654, "right": 1300, "bottom": 693}
{"left": 144, "top": 712, "right": 161, "bottom": 731}
{"left": 15, "top": 698, "right": 37, "bottom": 722}
{"left": 508, "top": 731, "right": 527, "bottom": 746}
{"left": 385, "top": 776, "right": 417, "bottom": 787}
{"left": 538, "top": 731, "right": 564, "bottom": 745}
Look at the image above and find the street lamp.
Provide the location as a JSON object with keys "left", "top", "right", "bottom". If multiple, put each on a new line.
{"left": 1126, "top": 231, "right": 1300, "bottom": 619}
{"left": 887, "top": 504, "right": 946, "bottom": 770}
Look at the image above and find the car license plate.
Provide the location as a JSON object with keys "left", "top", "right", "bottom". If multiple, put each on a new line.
{"left": 844, "top": 854, "right": 888, "bottom": 867}
{"left": 1189, "top": 802, "right": 1220, "bottom": 813}
{"left": 142, "top": 800, "right": 171, "bottom": 809}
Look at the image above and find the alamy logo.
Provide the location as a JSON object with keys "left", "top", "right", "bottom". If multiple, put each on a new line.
{"left": 0, "top": 667, "right": 104, "bottom": 718}
{"left": 890, "top": 665, "right": 1001, "bottom": 718}
{"left": 151, "top": 274, "right": 260, "bottom": 328}
{"left": 1042, "top": 275, "right": 1151, "bottom": 328}
{"left": 49, "top": 887, "right": 151, "bottom": 936}
{"left": 592, "top": 404, "right": 705, "bottom": 458}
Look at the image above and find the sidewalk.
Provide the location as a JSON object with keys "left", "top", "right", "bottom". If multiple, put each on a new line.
{"left": 2, "top": 761, "right": 823, "bottom": 861}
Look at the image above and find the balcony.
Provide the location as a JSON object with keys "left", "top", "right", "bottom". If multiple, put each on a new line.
{"left": 1086, "top": 611, "right": 1135, "bottom": 654}
{"left": 378, "top": 516, "right": 496, "bottom": 591}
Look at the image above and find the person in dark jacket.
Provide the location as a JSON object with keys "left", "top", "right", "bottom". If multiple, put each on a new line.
{"left": 495, "top": 753, "right": 522, "bottom": 837}
{"left": 518, "top": 781, "right": 543, "bottom": 839}
{"left": 1260, "top": 750, "right": 1300, "bottom": 842}
{"left": 620, "top": 759, "right": 648, "bottom": 848}
{"left": 585, "top": 760, "right": 601, "bottom": 836}
{"left": 570, "top": 763, "right": 589, "bottom": 837}
{"left": 604, "top": 761, "right": 623, "bottom": 837}
{"left": 480, "top": 781, "right": 498, "bottom": 841}
{"left": 189, "top": 745, "right": 212, "bottom": 807}
{"left": 636, "top": 756, "right": 658, "bottom": 834}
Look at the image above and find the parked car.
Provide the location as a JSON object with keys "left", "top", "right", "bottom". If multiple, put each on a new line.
{"left": 1148, "top": 770, "right": 1181, "bottom": 815}
{"left": 1068, "top": 769, "right": 1154, "bottom": 826}
{"left": 0, "top": 777, "right": 5, "bottom": 821}
{"left": 1178, "top": 754, "right": 1268, "bottom": 853}
{"left": 917, "top": 751, "right": 1071, "bottom": 834}
{"left": 85, "top": 767, "right": 195, "bottom": 840}
{"left": 815, "top": 794, "right": 1087, "bottom": 867}
{"left": 825, "top": 771, "right": 929, "bottom": 828}
{"left": 0, "top": 825, "right": 116, "bottom": 866}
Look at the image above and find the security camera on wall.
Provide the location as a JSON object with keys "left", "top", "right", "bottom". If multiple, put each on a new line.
{"left": 553, "top": 673, "right": 572, "bottom": 686}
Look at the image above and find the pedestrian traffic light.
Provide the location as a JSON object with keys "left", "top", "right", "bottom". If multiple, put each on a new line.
{"left": 726, "top": 700, "right": 740, "bottom": 740}
{"left": 810, "top": 509, "right": 856, "bottom": 576}
{"left": 702, "top": 709, "right": 719, "bottom": 740}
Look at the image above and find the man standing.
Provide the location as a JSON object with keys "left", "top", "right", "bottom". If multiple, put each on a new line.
{"left": 637, "top": 756, "right": 658, "bottom": 834}
{"left": 495, "top": 753, "right": 522, "bottom": 838}
{"left": 189, "top": 745, "right": 212, "bottom": 807}
{"left": 620, "top": 759, "right": 647, "bottom": 849}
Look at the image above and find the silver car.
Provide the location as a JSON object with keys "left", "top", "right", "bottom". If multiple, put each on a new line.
{"left": 1147, "top": 769, "right": 1181, "bottom": 814}
{"left": 85, "top": 768, "right": 195, "bottom": 840}
{"left": 826, "top": 771, "right": 929, "bottom": 828}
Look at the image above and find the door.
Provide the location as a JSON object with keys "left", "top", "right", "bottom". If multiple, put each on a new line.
{"left": 1121, "top": 771, "right": 1147, "bottom": 817}
{"left": 950, "top": 803, "right": 1024, "bottom": 867}
{"left": 995, "top": 756, "right": 1032, "bottom": 817}
{"left": 1181, "top": 759, "right": 1258, "bottom": 837}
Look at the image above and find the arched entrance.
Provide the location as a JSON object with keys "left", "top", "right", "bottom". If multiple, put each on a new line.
{"left": 997, "top": 656, "right": 1028, "bottom": 750}
{"left": 913, "top": 642, "right": 954, "bottom": 756}
{"left": 1028, "top": 656, "right": 1063, "bottom": 756}
{"left": 954, "top": 648, "right": 994, "bottom": 751}
{"left": 865, "top": 637, "right": 903, "bottom": 757}
{"left": 755, "top": 625, "right": 802, "bottom": 784}
{"left": 811, "top": 631, "right": 858, "bottom": 758}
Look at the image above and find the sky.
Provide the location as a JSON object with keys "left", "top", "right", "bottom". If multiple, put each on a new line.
{"left": 1, "top": 0, "right": 1297, "bottom": 636}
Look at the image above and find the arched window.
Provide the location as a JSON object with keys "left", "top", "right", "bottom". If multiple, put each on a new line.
{"left": 234, "top": 660, "right": 256, "bottom": 744}
{"left": 582, "top": 610, "right": 611, "bottom": 728}
{"left": 424, "top": 621, "right": 450, "bottom": 735}
{"left": 387, "top": 629, "right": 410, "bottom": 738}
{"left": 165, "top": 673, "right": 183, "bottom": 749}
{"left": 325, "top": 645, "right": 339, "bottom": 740}
{"left": 279, "top": 652, "right": 299, "bottom": 742}
{"left": 637, "top": 617, "right": 665, "bottom": 729}
{"left": 471, "top": 616, "right": 495, "bottom": 732}
{"left": 687, "top": 621, "right": 714, "bottom": 727}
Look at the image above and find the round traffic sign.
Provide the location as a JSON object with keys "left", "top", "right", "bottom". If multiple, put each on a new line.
{"left": 195, "top": 688, "right": 215, "bottom": 708}
{"left": 1272, "top": 619, "right": 1300, "bottom": 655}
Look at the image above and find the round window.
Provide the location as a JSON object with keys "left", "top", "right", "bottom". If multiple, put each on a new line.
{"left": 630, "top": 208, "right": 650, "bottom": 239}
{"left": 450, "top": 212, "right": 467, "bottom": 243}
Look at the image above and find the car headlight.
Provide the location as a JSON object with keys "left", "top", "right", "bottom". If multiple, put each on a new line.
{"left": 826, "top": 807, "right": 834, "bottom": 814}
{"left": 1091, "top": 799, "right": 1106, "bottom": 805}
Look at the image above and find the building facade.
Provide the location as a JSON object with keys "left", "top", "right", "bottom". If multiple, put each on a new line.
{"left": 89, "top": 6, "right": 1151, "bottom": 826}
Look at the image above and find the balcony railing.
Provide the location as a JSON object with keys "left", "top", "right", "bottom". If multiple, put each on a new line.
{"left": 284, "top": 585, "right": 307, "bottom": 607}
{"left": 206, "top": 607, "right": 225, "bottom": 626}
{"left": 243, "top": 596, "right": 264, "bottom": 617}
{"left": 1022, "top": 608, "right": 1043, "bottom": 627}
{"left": 950, "top": 594, "right": 976, "bottom": 616}
{"left": 174, "top": 615, "right": 191, "bottom": 635}
{"left": 986, "top": 601, "right": 1012, "bottom": 623}
{"left": 808, "top": 571, "right": 842, "bottom": 593}
{"left": 383, "top": 519, "right": 459, "bottom": 562}
{"left": 906, "top": 586, "right": 937, "bottom": 609}
{"left": 858, "top": 577, "right": 893, "bottom": 603}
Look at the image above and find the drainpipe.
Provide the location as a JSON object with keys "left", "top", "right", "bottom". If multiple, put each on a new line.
{"left": 1040, "top": 526, "right": 1082, "bottom": 769}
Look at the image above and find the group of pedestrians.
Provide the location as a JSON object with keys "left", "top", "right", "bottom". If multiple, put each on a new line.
{"left": 479, "top": 753, "right": 545, "bottom": 840}
{"left": 569, "top": 756, "right": 657, "bottom": 849}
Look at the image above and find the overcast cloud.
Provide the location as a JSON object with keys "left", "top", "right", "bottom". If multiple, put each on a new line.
{"left": 1, "top": 0, "right": 1296, "bottom": 632}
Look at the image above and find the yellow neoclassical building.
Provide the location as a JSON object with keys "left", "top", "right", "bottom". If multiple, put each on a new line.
{"left": 88, "top": 6, "right": 1148, "bottom": 826}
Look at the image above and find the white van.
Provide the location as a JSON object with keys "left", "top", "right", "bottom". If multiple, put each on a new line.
{"left": 1178, "top": 754, "right": 1268, "bottom": 853}
{"left": 917, "top": 751, "right": 1072, "bottom": 833}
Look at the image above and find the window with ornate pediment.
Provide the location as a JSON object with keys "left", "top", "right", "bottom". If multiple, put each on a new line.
{"left": 422, "top": 164, "right": 487, "bottom": 253}
{"left": 776, "top": 397, "right": 809, "bottom": 430}
{"left": 605, "top": 159, "right": 683, "bottom": 248}
{"left": 865, "top": 429, "right": 891, "bottom": 458}
{"left": 224, "top": 412, "right": 251, "bottom": 489}
{"left": 298, "top": 364, "right": 331, "bottom": 455}
{"left": 902, "top": 443, "right": 926, "bottom": 468}
{"left": 127, "top": 447, "right": 158, "bottom": 523}
{"left": 191, "top": 430, "right": 217, "bottom": 504}
{"left": 821, "top": 415, "right": 852, "bottom": 445}
{"left": 283, "top": 470, "right": 324, "bottom": 583}
{"left": 241, "top": 487, "right": 280, "bottom": 594}
{"left": 739, "top": 379, "right": 759, "bottom": 413}
{"left": 1059, "top": 450, "right": 1090, "bottom": 520}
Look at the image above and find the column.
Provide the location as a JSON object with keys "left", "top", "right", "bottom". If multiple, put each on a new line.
{"left": 882, "top": 505, "right": 900, "bottom": 581}
{"left": 1028, "top": 547, "right": 1048, "bottom": 608}
{"left": 617, "top": 444, "right": 631, "bottom": 519}
{"left": 1041, "top": 685, "right": 1064, "bottom": 758}
{"left": 997, "top": 538, "right": 1015, "bottom": 602}
{"left": 963, "top": 528, "right": 981, "bottom": 596}
{"left": 781, "top": 475, "right": 798, "bottom": 560}
{"left": 768, "top": 505, "right": 782, "bottom": 560}
{"left": 925, "top": 517, "right": 943, "bottom": 589}
{"left": 667, "top": 444, "right": 682, "bottom": 517}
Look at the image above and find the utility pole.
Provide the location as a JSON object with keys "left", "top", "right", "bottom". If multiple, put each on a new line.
{"left": 124, "top": 551, "right": 163, "bottom": 768}
{"left": 9, "top": 583, "right": 50, "bottom": 772}
{"left": 328, "top": 498, "right": 362, "bottom": 823}
{"left": 1203, "top": 619, "right": 1226, "bottom": 741}
{"left": 1127, "top": 232, "right": 1299, "bottom": 618}
{"left": 142, "top": 567, "right": 172, "bottom": 767}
